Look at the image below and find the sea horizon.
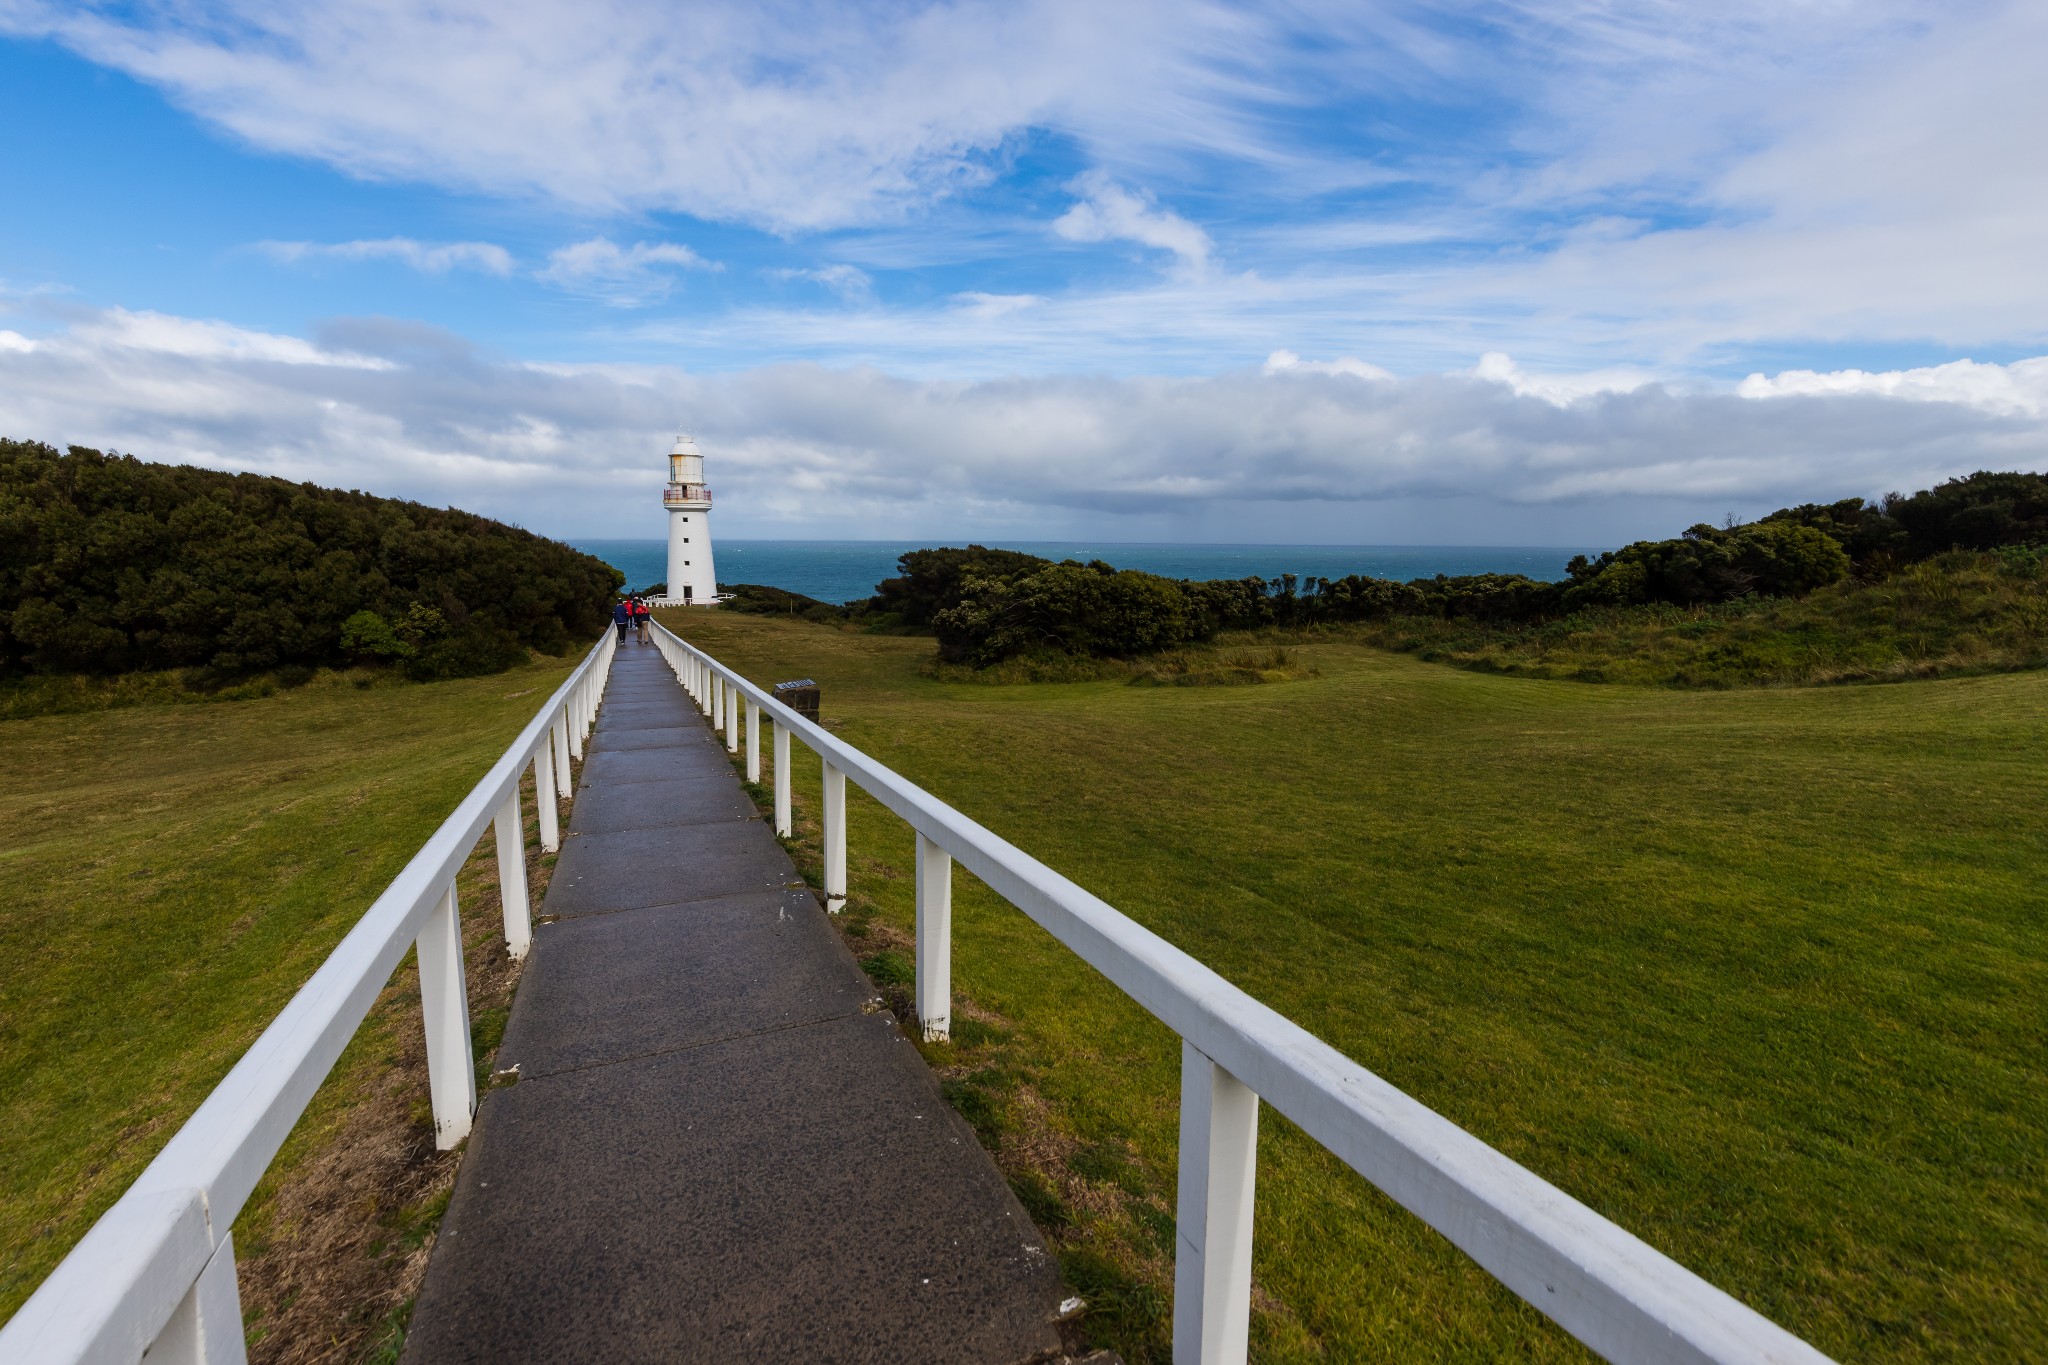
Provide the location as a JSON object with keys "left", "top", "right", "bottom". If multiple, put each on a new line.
{"left": 573, "top": 538, "right": 1601, "bottom": 605}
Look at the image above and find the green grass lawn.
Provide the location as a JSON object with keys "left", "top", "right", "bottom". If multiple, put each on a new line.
{"left": 664, "top": 609, "right": 2048, "bottom": 1363}
{"left": 0, "top": 658, "right": 575, "bottom": 1325}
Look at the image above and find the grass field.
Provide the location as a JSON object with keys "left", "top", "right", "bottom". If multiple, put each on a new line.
{"left": 0, "top": 657, "right": 576, "bottom": 1336}
{"left": 661, "top": 608, "right": 2048, "bottom": 1363}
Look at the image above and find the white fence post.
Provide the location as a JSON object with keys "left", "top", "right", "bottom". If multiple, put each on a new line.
{"left": 533, "top": 749, "right": 560, "bottom": 852}
{"left": 725, "top": 684, "right": 740, "bottom": 753}
{"left": 822, "top": 760, "right": 847, "bottom": 912}
{"left": 144, "top": 1232, "right": 246, "bottom": 1365}
{"left": 915, "top": 833, "right": 952, "bottom": 1041}
{"left": 746, "top": 702, "right": 761, "bottom": 783}
{"left": 493, "top": 791, "right": 531, "bottom": 961}
{"left": 774, "top": 723, "right": 792, "bottom": 836}
{"left": 1174, "top": 1042, "right": 1259, "bottom": 1365}
{"left": 551, "top": 712, "right": 572, "bottom": 799}
{"left": 417, "top": 886, "right": 476, "bottom": 1150}
{"left": 567, "top": 692, "right": 585, "bottom": 761}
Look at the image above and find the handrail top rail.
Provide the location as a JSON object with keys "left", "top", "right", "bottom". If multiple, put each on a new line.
{"left": 656, "top": 619, "right": 1832, "bottom": 1365}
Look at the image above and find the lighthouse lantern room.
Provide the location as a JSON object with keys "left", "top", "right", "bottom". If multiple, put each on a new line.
{"left": 662, "top": 432, "right": 718, "bottom": 604}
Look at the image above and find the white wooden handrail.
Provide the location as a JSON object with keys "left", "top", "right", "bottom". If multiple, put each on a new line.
{"left": 650, "top": 619, "right": 1833, "bottom": 1365}
{"left": 0, "top": 628, "right": 618, "bottom": 1365}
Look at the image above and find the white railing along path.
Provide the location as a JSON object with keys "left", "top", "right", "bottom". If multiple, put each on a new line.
{"left": 0, "top": 628, "right": 618, "bottom": 1365}
{"left": 650, "top": 618, "right": 1835, "bottom": 1365}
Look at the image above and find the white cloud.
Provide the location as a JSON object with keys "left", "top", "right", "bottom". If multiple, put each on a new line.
{"left": 1466, "top": 352, "right": 1657, "bottom": 406}
{"left": 1739, "top": 357, "right": 2048, "bottom": 418}
{"left": 951, "top": 292, "right": 1046, "bottom": 320}
{"left": 0, "top": 330, "right": 35, "bottom": 353}
{"left": 1448, "top": 3, "right": 2048, "bottom": 354}
{"left": 1053, "top": 173, "right": 1212, "bottom": 275}
{"left": 768, "top": 264, "right": 873, "bottom": 301}
{"left": 256, "top": 237, "right": 515, "bottom": 275}
{"left": 4, "top": 306, "right": 2045, "bottom": 543}
{"left": 1264, "top": 350, "right": 1392, "bottom": 383}
{"left": 0, "top": 0, "right": 1224, "bottom": 231}
{"left": 62, "top": 309, "right": 394, "bottom": 369}
{"left": 536, "top": 238, "right": 718, "bottom": 306}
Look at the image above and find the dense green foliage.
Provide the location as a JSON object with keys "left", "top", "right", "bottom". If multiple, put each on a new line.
{"left": 0, "top": 440, "right": 623, "bottom": 682}
{"left": 863, "top": 471, "right": 2048, "bottom": 665}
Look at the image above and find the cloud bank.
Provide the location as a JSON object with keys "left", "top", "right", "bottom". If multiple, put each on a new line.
{"left": 1, "top": 307, "right": 2041, "bottom": 543}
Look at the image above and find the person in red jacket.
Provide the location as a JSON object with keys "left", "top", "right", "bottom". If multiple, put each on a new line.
{"left": 632, "top": 596, "right": 652, "bottom": 644}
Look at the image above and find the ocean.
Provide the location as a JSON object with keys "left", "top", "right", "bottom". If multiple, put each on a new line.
{"left": 573, "top": 539, "right": 1595, "bottom": 605}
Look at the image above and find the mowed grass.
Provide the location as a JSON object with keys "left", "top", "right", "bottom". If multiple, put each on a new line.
{"left": 667, "top": 608, "right": 2047, "bottom": 1362}
{"left": 0, "top": 657, "right": 575, "bottom": 1323}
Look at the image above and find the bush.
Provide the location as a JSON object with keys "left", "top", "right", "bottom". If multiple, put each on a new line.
{"left": 871, "top": 546, "right": 1054, "bottom": 625}
{"left": 1563, "top": 522, "right": 1850, "bottom": 610}
{"left": 933, "top": 562, "right": 1199, "bottom": 665}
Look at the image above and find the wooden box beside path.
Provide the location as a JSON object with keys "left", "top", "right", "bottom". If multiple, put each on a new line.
{"left": 774, "top": 678, "right": 820, "bottom": 721}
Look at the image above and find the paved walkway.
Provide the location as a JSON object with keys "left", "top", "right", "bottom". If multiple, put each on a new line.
{"left": 402, "top": 643, "right": 1074, "bottom": 1364}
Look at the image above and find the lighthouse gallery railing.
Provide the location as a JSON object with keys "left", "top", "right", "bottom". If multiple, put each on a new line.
{"left": 651, "top": 617, "right": 1834, "bottom": 1365}
{"left": 0, "top": 628, "right": 617, "bottom": 1365}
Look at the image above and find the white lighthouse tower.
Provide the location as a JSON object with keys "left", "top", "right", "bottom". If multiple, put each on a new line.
{"left": 662, "top": 432, "right": 718, "bottom": 604}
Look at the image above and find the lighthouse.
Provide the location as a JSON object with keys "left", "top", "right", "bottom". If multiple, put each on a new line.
{"left": 662, "top": 432, "right": 718, "bottom": 604}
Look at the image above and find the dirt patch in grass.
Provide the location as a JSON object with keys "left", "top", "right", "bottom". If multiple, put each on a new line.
{"left": 233, "top": 768, "right": 569, "bottom": 1364}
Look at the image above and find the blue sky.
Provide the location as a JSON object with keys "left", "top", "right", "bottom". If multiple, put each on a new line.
{"left": 2, "top": 1, "right": 2045, "bottom": 544}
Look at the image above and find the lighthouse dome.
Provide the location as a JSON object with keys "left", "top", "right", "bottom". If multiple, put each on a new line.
{"left": 670, "top": 433, "right": 700, "bottom": 457}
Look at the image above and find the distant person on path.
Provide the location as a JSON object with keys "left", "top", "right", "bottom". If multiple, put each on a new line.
{"left": 633, "top": 597, "right": 652, "bottom": 644}
{"left": 613, "top": 598, "right": 631, "bottom": 643}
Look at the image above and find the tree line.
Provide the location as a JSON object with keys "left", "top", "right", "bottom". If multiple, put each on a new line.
{"left": 801, "top": 470, "right": 2048, "bottom": 666}
{"left": 1, "top": 441, "right": 624, "bottom": 682}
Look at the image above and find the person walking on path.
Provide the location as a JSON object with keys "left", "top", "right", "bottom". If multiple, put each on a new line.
{"left": 633, "top": 597, "right": 652, "bottom": 645}
{"left": 613, "top": 598, "right": 631, "bottom": 643}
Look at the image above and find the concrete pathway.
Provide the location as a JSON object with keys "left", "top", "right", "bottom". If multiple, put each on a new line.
{"left": 402, "top": 643, "right": 1075, "bottom": 1364}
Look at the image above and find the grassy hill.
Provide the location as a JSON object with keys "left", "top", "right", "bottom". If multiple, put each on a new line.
{"left": 669, "top": 606, "right": 2047, "bottom": 1364}
{"left": 0, "top": 440, "right": 621, "bottom": 690}
{"left": 1355, "top": 549, "right": 2048, "bottom": 687}
{"left": 0, "top": 656, "right": 576, "bottom": 1354}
